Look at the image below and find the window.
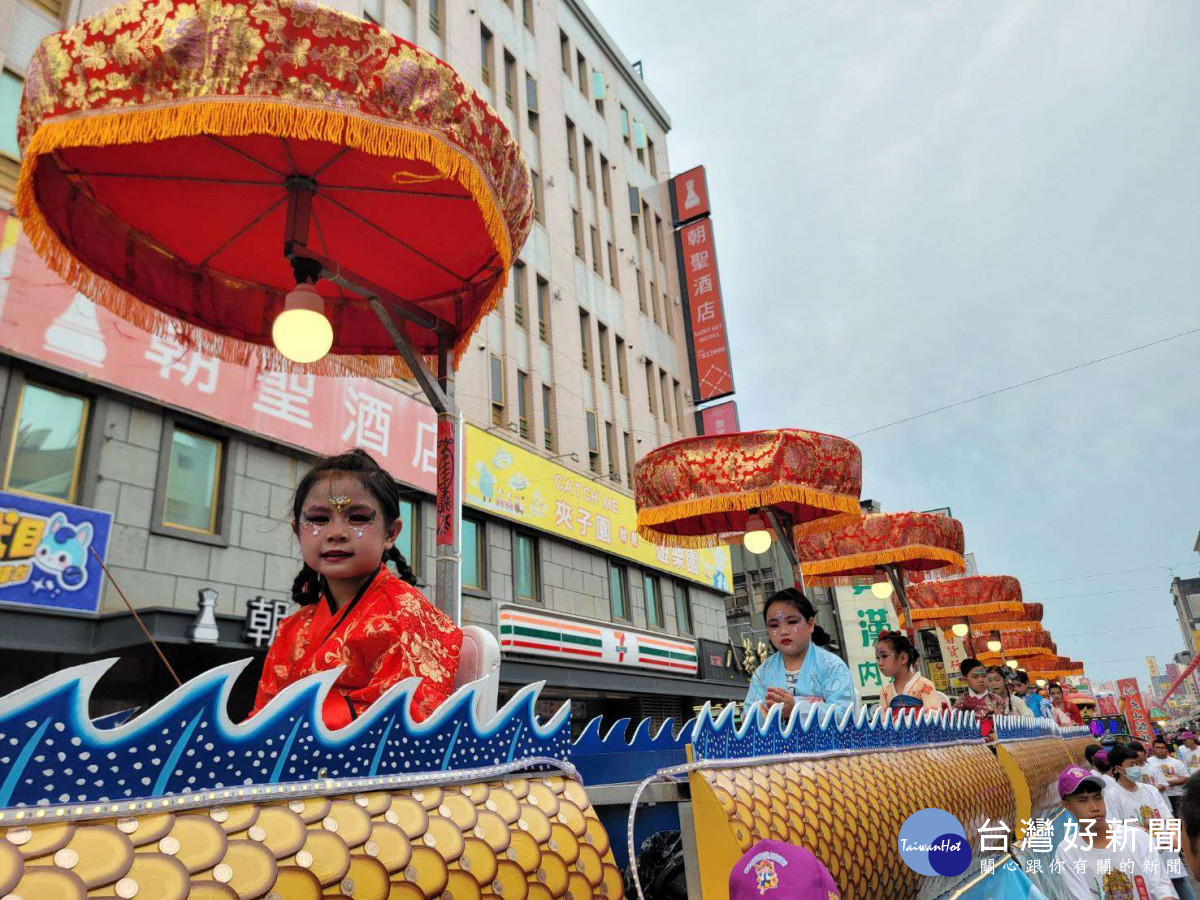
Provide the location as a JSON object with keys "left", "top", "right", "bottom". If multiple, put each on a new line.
{"left": 655, "top": 215, "right": 666, "bottom": 262}
{"left": 590, "top": 226, "right": 602, "bottom": 276}
{"left": 462, "top": 517, "right": 484, "bottom": 590}
{"left": 624, "top": 431, "right": 635, "bottom": 488}
{"left": 606, "top": 421, "right": 619, "bottom": 481}
{"left": 515, "top": 532, "right": 539, "bottom": 602}
{"left": 394, "top": 497, "right": 417, "bottom": 571}
{"left": 648, "top": 137, "right": 658, "bottom": 178}
{"left": 526, "top": 75, "right": 539, "bottom": 134}
{"left": 649, "top": 278, "right": 659, "bottom": 324}
{"left": 636, "top": 268, "right": 646, "bottom": 313}
{"left": 1, "top": 71, "right": 25, "bottom": 194}
{"left": 615, "top": 336, "right": 628, "bottom": 395}
{"left": 517, "top": 370, "right": 531, "bottom": 440}
{"left": 583, "top": 138, "right": 595, "bottom": 191}
{"left": 674, "top": 582, "right": 693, "bottom": 634}
{"left": 620, "top": 105, "right": 630, "bottom": 145}
{"left": 565, "top": 118, "right": 577, "bottom": 172}
{"left": 643, "top": 202, "right": 653, "bottom": 250}
{"left": 644, "top": 573, "right": 663, "bottom": 628}
{"left": 363, "top": 0, "right": 382, "bottom": 25}
{"left": 596, "top": 323, "right": 610, "bottom": 384}
{"left": 586, "top": 411, "right": 600, "bottom": 474}
{"left": 536, "top": 276, "right": 550, "bottom": 341}
{"left": 600, "top": 154, "right": 611, "bottom": 208}
{"left": 674, "top": 380, "right": 686, "bottom": 432}
{"left": 664, "top": 291, "right": 675, "bottom": 338}
{"left": 479, "top": 25, "right": 493, "bottom": 86}
{"left": 522, "top": 0, "right": 534, "bottom": 32}
{"left": 490, "top": 354, "right": 505, "bottom": 425}
{"left": 659, "top": 369, "right": 672, "bottom": 426}
{"left": 4, "top": 382, "right": 88, "bottom": 502}
{"left": 609, "top": 563, "right": 629, "bottom": 621}
{"left": 429, "top": 0, "right": 441, "bottom": 35}
{"left": 572, "top": 209, "right": 584, "bottom": 259}
{"left": 32, "top": 0, "right": 65, "bottom": 18}
{"left": 578, "top": 311, "right": 591, "bottom": 372}
{"left": 542, "top": 385, "right": 555, "bottom": 451}
{"left": 503, "top": 52, "right": 516, "bottom": 109}
{"left": 560, "top": 30, "right": 571, "bottom": 75}
{"left": 607, "top": 242, "right": 618, "bottom": 289}
{"left": 644, "top": 361, "right": 657, "bottom": 414}
{"left": 577, "top": 52, "right": 587, "bottom": 98}
{"left": 530, "top": 170, "right": 544, "bottom": 223}
{"left": 512, "top": 261, "right": 526, "bottom": 327}
{"left": 162, "top": 428, "right": 223, "bottom": 533}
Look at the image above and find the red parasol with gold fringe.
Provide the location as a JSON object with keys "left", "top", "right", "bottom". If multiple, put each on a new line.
{"left": 16, "top": 0, "right": 533, "bottom": 619}
{"left": 908, "top": 575, "right": 1026, "bottom": 626}
{"left": 634, "top": 428, "right": 862, "bottom": 549}
{"left": 796, "top": 512, "right": 966, "bottom": 586}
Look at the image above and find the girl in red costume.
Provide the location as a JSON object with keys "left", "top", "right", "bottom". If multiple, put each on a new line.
{"left": 251, "top": 449, "right": 462, "bottom": 727}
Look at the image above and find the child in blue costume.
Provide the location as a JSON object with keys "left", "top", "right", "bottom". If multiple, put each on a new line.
{"left": 744, "top": 588, "right": 855, "bottom": 720}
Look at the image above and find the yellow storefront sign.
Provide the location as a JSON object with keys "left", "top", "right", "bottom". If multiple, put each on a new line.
{"left": 465, "top": 425, "right": 732, "bottom": 590}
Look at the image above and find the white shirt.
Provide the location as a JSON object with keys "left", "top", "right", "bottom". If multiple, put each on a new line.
{"left": 1103, "top": 779, "right": 1184, "bottom": 873}
{"left": 1054, "top": 821, "right": 1178, "bottom": 900}
{"left": 1178, "top": 745, "right": 1200, "bottom": 774}
{"left": 1146, "top": 755, "right": 1190, "bottom": 797}
{"left": 1139, "top": 759, "right": 1173, "bottom": 794}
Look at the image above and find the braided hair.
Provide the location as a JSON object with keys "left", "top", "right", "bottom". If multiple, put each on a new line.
{"left": 876, "top": 629, "right": 919, "bottom": 670}
{"left": 290, "top": 449, "right": 419, "bottom": 606}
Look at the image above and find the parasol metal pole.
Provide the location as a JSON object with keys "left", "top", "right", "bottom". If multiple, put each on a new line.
{"left": 433, "top": 334, "right": 463, "bottom": 624}
{"left": 763, "top": 507, "right": 803, "bottom": 590}
{"left": 884, "top": 563, "right": 928, "bottom": 678}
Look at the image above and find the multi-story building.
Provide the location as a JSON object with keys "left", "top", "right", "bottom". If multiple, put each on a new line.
{"left": 0, "top": 0, "right": 745, "bottom": 730}
{"left": 1172, "top": 576, "right": 1200, "bottom": 653}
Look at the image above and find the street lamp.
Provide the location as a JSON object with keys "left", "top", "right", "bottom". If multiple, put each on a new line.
{"left": 272, "top": 281, "right": 333, "bottom": 363}
{"left": 743, "top": 513, "right": 772, "bottom": 555}
{"left": 951, "top": 622, "right": 970, "bottom": 638}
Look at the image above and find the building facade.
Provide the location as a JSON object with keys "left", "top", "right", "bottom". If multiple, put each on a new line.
{"left": 0, "top": 0, "right": 746, "bottom": 730}
{"left": 1172, "top": 576, "right": 1200, "bottom": 653}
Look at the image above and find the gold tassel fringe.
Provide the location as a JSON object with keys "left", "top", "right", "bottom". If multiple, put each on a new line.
{"left": 14, "top": 99, "right": 512, "bottom": 377}
{"left": 801, "top": 545, "right": 966, "bottom": 586}
{"left": 910, "top": 601, "right": 1025, "bottom": 623}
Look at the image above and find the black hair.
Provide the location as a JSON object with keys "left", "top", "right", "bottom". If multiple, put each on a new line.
{"left": 1153, "top": 737, "right": 1168, "bottom": 748}
{"left": 1109, "top": 745, "right": 1139, "bottom": 771}
{"left": 960, "top": 658, "right": 983, "bottom": 678}
{"left": 876, "top": 630, "right": 919, "bottom": 669}
{"left": 762, "top": 588, "right": 832, "bottom": 648}
{"left": 1182, "top": 772, "right": 1200, "bottom": 857}
{"left": 1083, "top": 743, "right": 1102, "bottom": 765}
{"left": 1047, "top": 681, "right": 1063, "bottom": 694}
{"left": 1014, "top": 670, "right": 1031, "bottom": 685}
{"left": 290, "top": 449, "right": 418, "bottom": 606}
{"left": 1128, "top": 740, "right": 1146, "bottom": 755}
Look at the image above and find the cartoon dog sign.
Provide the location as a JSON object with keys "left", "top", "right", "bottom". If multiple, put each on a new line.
{"left": 34, "top": 512, "right": 93, "bottom": 590}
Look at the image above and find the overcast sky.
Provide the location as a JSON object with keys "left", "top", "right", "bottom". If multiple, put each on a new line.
{"left": 589, "top": 0, "right": 1200, "bottom": 691}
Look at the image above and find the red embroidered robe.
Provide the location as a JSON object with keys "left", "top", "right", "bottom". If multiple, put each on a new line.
{"left": 251, "top": 566, "right": 462, "bottom": 728}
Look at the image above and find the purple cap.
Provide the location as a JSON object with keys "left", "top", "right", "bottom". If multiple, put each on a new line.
{"left": 729, "top": 840, "right": 840, "bottom": 899}
{"left": 1181, "top": 732, "right": 1195, "bottom": 740}
{"left": 1058, "top": 764, "right": 1105, "bottom": 799}
{"left": 1093, "top": 749, "right": 1109, "bottom": 765}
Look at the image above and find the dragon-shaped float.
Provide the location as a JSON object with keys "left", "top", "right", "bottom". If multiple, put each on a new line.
{"left": 0, "top": 660, "right": 1093, "bottom": 899}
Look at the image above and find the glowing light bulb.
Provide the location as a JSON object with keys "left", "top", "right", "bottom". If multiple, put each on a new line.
{"left": 272, "top": 282, "right": 333, "bottom": 363}
{"left": 951, "top": 623, "right": 970, "bottom": 638}
{"left": 1037, "top": 679, "right": 1047, "bottom": 687}
{"left": 1006, "top": 659, "right": 1019, "bottom": 670}
{"left": 871, "top": 581, "right": 894, "bottom": 600}
{"left": 742, "top": 513, "right": 772, "bottom": 555}
{"left": 987, "top": 639, "right": 1003, "bottom": 653}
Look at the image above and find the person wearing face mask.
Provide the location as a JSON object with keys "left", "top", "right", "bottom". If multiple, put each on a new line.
{"left": 1104, "top": 746, "right": 1194, "bottom": 899}
{"left": 743, "top": 588, "right": 854, "bottom": 721}
{"left": 1147, "top": 738, "right": 1192, "bottom": 817}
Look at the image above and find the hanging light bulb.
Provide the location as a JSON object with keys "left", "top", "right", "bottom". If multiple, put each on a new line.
{"left": 272, "top": 282, "right": 333, "bottom": 363}
{"left": 951, "top": 622, "right": 970, "bottom": 638}
{"left": 871, "top": 580, "right": 894, "bottom": 600}
{"left": 742, "top": 513, "right": 772, "bottom": 555}
{"left": 1006, "top": 659, "right": 1019, "bottom": 670}
{"left": 1037, "top": 679, "right": 1047, "bottom": 687}
{"left": 987, "top": 631, "right": 1003, "bottom": 653}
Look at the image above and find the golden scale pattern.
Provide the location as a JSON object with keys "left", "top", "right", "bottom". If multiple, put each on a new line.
{"left": 697, "top": 743, "right": 1017, "bottom": 900}
{"left": 0, "top": 775, "right": 623, "bottom": 900}
{"left": 1063, "top": 734, "right": 1096, "bottom": 767}
{"left": 1002, "top": 738, "right": 1073, "bottom": 823}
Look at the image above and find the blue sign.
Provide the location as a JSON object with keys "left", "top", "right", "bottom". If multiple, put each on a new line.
{"left": 0, "top": 490, "right": 112, "bottom": 614}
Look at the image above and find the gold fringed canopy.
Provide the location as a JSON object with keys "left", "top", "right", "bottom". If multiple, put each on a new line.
{"left": 796, "top": 511, "right": 965, "bottom": 586}
{"left": 633, "top": 429, "right": 862, "bottom": 548}
{"left": 16, "top": 0, "right": 533, "bottom": 376}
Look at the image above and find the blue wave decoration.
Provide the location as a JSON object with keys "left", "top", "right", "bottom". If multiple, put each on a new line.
{"left": 571, "top": 716, "right": 693, "bottom": 786}
{"left": 687, "top": 703, "right": 983, "bottom": 762}
{"left": 0, "top": 660, "right": 570, "bottom": 809}
{"left": 994, "top": 715, "right": 1060, "bottom": 741}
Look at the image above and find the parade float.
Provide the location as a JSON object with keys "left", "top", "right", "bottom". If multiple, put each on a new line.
{"left": 0, "top": 0, "right": 1097, "bottom": 896}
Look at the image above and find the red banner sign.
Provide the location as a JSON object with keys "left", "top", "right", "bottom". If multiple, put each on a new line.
{"left": 677, "top": 218, "right": 734, "bottom": 403}
{"left": 1117, "top": 677, "right": 1155, "bottom": 742}
{"left": 697, "top": 400, "right": 739, "bottom": 436}
{"left": 0, "top": 214, "right": 440, "bottom": 493}
{"left": 670, "top": 165, "right": 710, "bottom": 224}
{"left": 1096, "top": 694, "right": 1119, "bottom": 716}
